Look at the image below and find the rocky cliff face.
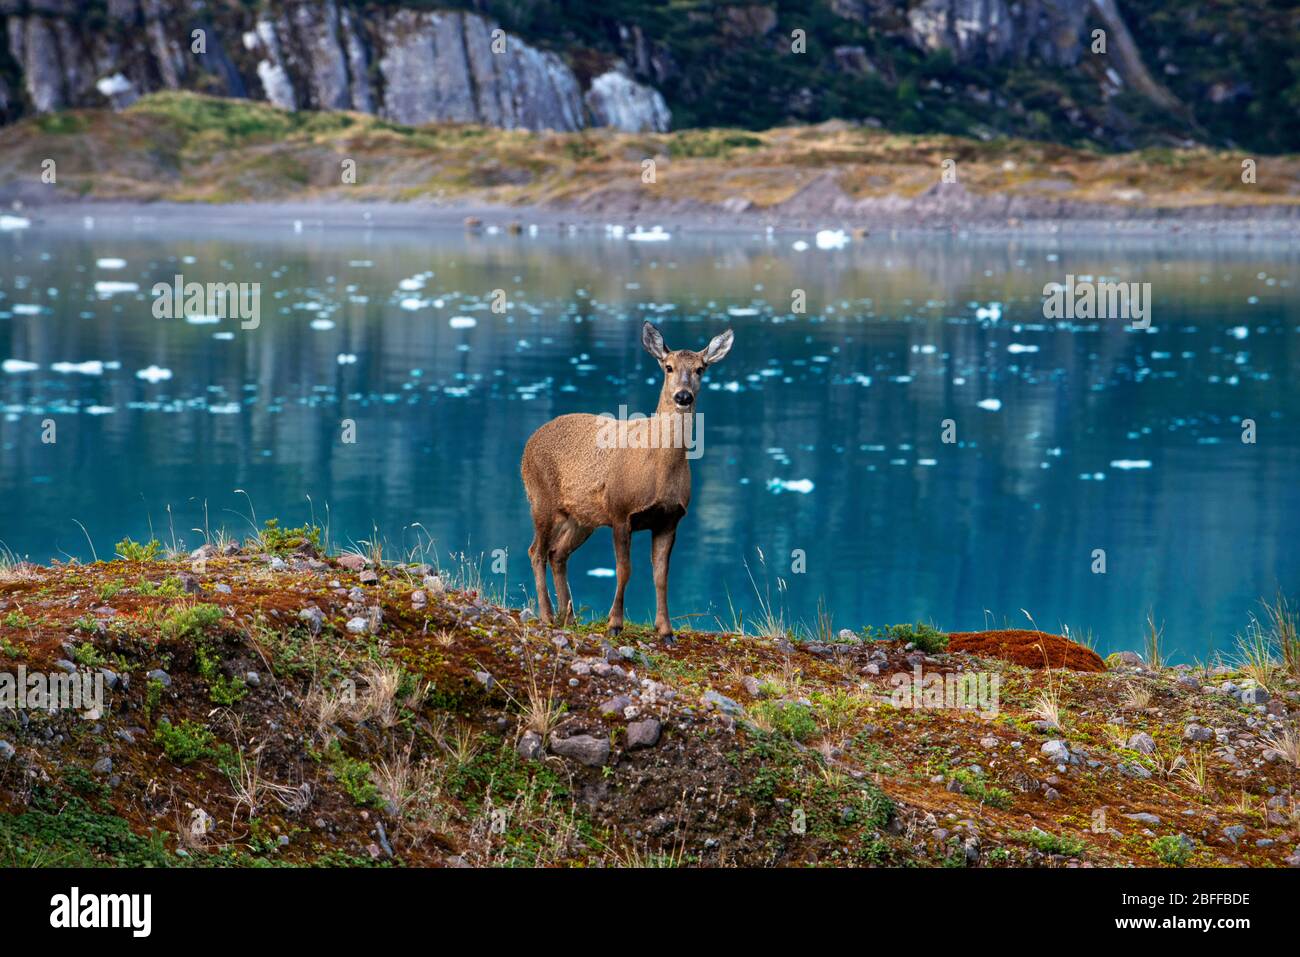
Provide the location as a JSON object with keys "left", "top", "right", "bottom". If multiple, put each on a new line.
{"left": 906, "top": 0, "right": 1089, "bottom": 67}
{"left": 0, "top": 0, "right": 670, "bottom": 132}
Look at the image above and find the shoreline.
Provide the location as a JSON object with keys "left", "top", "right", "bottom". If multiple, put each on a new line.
{"left": 9, "top": 197, "right": 1300, "bottom": 242}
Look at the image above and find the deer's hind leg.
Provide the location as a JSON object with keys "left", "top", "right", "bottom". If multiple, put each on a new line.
{"left": 549, "top": 515, "right": 592, "bottom": 627}
{"left": 528, "top": 513, "right": 555, "bottom": 625}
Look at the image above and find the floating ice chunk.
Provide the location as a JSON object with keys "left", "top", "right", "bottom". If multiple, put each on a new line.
{"left": 135, "top": 365, "right": 172, "bottom": 383}
{"left": 2, "top": 359, "right": 38, "bottom": 373}
{"left": 791, "top": 240, "right": 809, "bottom": 251}
{"left": 977, "top": 398, "right": 1002, "bottom": 411}
{"left": 587, "top": 568, "right": 615, "bottom": 578}
{"left": 815, "top": 229, "right": 849, "bottom": 250}
{"left": 96, "top": 258, "right": 127, "bottom": 269}
{"left": 86, "top": 405, "right": 115, "bottom": 415}
{"left": 767, "top": 478, "right": 815, "bottom": 494}
{"left": 627, "top": 226, "right": 670, "bottom": 242}
{"left": 310, "top": 318, "right": 335, "bottom": 331}
{"left": 398, "top": 277, "right": 425, "bottom": 291}
{"left": 337, "top": 353, "right": 357, "bottom": 364}
{"left": 449, "top": 316, "right": 476, "bottom": 329}
{"left": 1109, "top": 459, "right": 1152, "bottom": 470}
{"left": 94, "top": 280, "right": 138, "bottom": 296}
{"left": 0, "top": 215, "right": 30, "bottom": 230}
{"left": 12, "top": 304, "right": 42, "bottom": 316}
{"left": 728, "top": 307, "right": 759, "bottom": 317}
{"left": 185, "top": 314, "right": 220, "bottom": 324}
{"left": 400, "top": 298, "right": 423, "bottom": 311}
{"left": 1228, "top": 326, "right": 1249, "bottom": 339}
{"left": 52, "top": 360, "right": 104, "bottom": 375}
{"left": 1007, "top": 343, "right": 1038, "bottom": 353}
{"left": 975, "top": 303, "right": 1002, "bottom": 321}
{"left": 209, "top": 402, "right": 241, "bottom": 414}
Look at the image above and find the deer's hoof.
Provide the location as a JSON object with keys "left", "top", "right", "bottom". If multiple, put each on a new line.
{"left": 659, "top": 632, "right": 676, "bottom": 647}
{"left": 607, "top": 625, "right": 622, "bottom": 637}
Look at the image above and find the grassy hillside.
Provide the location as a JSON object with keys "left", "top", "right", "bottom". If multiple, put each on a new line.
{"left": 1, "top": 92, "right": 1296, "bottom": 212}
{"left": 1, "top": 525, "right": 1298, "bottom": 867}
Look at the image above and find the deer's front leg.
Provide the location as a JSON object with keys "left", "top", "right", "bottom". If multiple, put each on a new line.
{"left": 608, "top": 521, "right": 631, "bottom": 636}
{"left": 650, "top": 523, "right": 678, "bottom": 644}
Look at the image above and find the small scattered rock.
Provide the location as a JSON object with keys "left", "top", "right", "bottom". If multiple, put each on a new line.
{"left": 702, "top": 690, "right": 743, "bottom": 716}
{"left": 516, "top": 731, "right": 544, "bottom": 761}
{"left": 550, "top": 734, "right": 610, "bottom": 767}
{"left": 146, "top": 669, "right": 171, "bottom": 688}
{"left": 1223, "top": 824, "right": 1246, "bottom": 844}
{"left": 626, "top": 718, "right": 662, "bottom": 749}
{"left": 345, "top": 616, "right": 370, "bottom": 635}
{"left": 337, "top": 553, "right": 368, "bottom": 571}
{"left": 0, "top": 741, "right": 14, "bottom": 761}
{"left": 1126, "top": 732, "right": 1156, "bottom": 754}
{"left": 92, "top": 757, "right": 113, "bottom": 775}
{"left": 1183, "top": 723, "right": 1214, "bottom": 743}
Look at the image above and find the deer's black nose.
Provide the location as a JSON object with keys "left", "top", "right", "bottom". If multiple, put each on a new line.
{"left": 673, "top": 390, "right": 694, "bottom": 407}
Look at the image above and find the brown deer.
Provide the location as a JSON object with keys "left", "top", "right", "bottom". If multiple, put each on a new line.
{"left": 521, "top": 321, "right": 734, "bottom": 644}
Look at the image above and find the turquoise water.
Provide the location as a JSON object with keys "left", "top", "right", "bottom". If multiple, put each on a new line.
{"left": 1, "top": 217, "right": 1297, "bottom": 661}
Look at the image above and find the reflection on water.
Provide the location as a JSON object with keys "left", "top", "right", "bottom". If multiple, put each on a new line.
{"left": 1, "top": 217, "right": 1297, "bottom": 661}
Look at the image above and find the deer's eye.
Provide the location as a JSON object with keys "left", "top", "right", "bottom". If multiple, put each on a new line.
{"left": 696, "top": 367, "right": 705, "bottom": 374}
{"left": 665, "top": 364, "right": 673, "bottom": 373}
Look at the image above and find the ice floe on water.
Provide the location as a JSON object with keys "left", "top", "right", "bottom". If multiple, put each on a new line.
{"left": 135, "top": 365, "right": 172, "bottom": 383}
{"left": 815, "top": 229, "right": 849, "bottom": 250}
{"left": 96, "top": 258, "right": 127, "bottom": 269}
{"left": 1007, "top": 343, "right": 1039, "bottom": 353}
{"left": 977, "top": 398, "right": 1002, "bottom": 411}
{"left": 52, "top": 360, "right": 111, "bottom": 375}
{"left": 1110, "top": 459, "right": 1152, "bottom": 470}
{"left": 0, "top": 215, "right": 30, "bottom": 230}
{"left": 767, "top": 478, "right": 814, "bottom": 494}
{"left": 2, "top": 360, "right": 38, "bottom": 373}
{"left": 310, "top": 318, "right": 335, "bottom": 331}
{"left": 975, "top": 302, "right": 1003, "bottom": 321}
{"left": 587, "top": 568, "right": 615, "bottom": 578}
{"left": 627, "top": 226, "right": 670, "bottom": 242}
{"left": 449, "top": 316, "right": 477, "bottom": 329}
{"left": 94, "top": 281, "right": 139, "bottom": 297}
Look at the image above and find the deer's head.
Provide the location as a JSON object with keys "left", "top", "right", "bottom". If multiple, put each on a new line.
{"left": 641, "top": 321, "right": 734, "bottom": 412}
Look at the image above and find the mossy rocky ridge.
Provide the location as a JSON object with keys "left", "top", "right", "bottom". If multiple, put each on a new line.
{"left": 1, "top": 527, "right": 1299, "bottom": 867}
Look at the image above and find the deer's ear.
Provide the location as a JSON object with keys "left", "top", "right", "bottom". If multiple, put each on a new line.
{"left": 702, "top": 328, "right": 734, "bottom": 365}
{"left": 642, "top": 321, "right": 668, "bottom": 361}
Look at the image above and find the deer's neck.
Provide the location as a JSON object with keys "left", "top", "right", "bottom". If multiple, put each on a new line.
{"left": 649, "top": 400, "right": 695, "bottom": 469}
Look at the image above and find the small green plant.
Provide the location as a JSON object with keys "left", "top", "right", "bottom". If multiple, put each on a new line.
{"left": 136, "top": 576, "right": 186, "bottom": 598}
{"left": 749, "top": 700, "right": 818, "bottom": 742}
{"left": 1010, "top": 828, "right": 1086, "bottom": 857}
{"left": 2, "top": 610, "right": 32, "bottom": 628}
{"left": 209, "top": 674, "right": 248, "bottom": 706}
{"left": 863, "top": 622, "right": 949, "bottom": 654}
{"left": 325, "top": 741, "right": 382, "bottom": 808}
{"left": 72, "top": 643, "right": 106, "bottom": 668}
{"left": 257, "top": 519, "right": 322, "bottom": 555}
{"left": 96, "top": 579, "right": 126, "bottom": 601}
{"left": 159, "top": 603, "right": 223, "bottom": 641}
{"left": 1151, "top": 834, "right": 1193, "bottom": 866}
{"left": 950, "top": 769, "right": 1013, "bottom": 809}
{"left": 153, "top": 719, "right": 226, "bottom": 766}
{"left": 115, "top": 537, "right": 163, "bottom": 562}
{"left": 144, "top": 678, "right": 165, "bottom": 719}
